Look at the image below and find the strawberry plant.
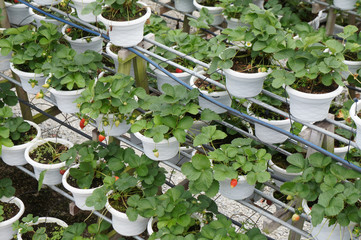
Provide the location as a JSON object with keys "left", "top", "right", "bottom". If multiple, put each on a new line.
{"left": 281, "top": 152, "right": 361, "bottom": 228}
{"left": 75, "top": 73, "right": 146, "bottom": 132}
{"left": 41, "top": 45, "right": 103, "bottom": 91}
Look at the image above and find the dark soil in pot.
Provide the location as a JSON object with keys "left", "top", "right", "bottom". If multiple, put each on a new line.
{"left": 21, "top": 222, "right": 65, "bottom": 240}
{"left": 29, "top": 142, "right": 68, "bottom": 164}
{"left": 101, "top": 6, "right": 147, "bottom": 21}
{"left": 0, "top": 201, "right": 19, "bottom": 221}
{"left": 194, "top": 73, "right": 225, "bottom": 93}
{"left": 11, "top": 126, "right": 37, "bottom": 146}
{"left": 0, "top": 160, "right": 98, "bottom": 225}
{"left": 291, "top": 80, "right": 339, "bottom": 94}
{"left": 67, "top": 175, "right": 103, "bottom": 189}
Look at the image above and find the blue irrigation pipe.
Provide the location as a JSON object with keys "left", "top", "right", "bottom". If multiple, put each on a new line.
{"left": 17, "top": 0, "right": 109, "bottom": 39}
{"left": 18, "top": 0, "right": 361, "bottom": 174}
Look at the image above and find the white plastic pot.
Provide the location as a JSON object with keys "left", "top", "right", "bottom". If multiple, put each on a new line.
{"left": 302, "top": 200, "right": 354, "bottom": 240}
{"left": 268, "top": 159, "right": 302, "bottom": 187}
{"left": 225, "top": 16, "right": 249, "bottom": 29}
{"left": 252, "top": 0, "right": 264, "bottom": 9}
{"left": 62, "top": 24, "right": 103, "bottom": 54}
{"left": 98, "top": 2, "right": 151, "bottom": 47}
{"left": 153, "top": 67, "right": 192, "bottom": 94}
{"left": 106, "top": 193, "right": 149, "bottom": 236}
{"left": 29, "top": 7, "right": 63, "bottom": 29}
{"left": 96, "top": 114, "right": 131, "bottom": 137}
{"left": 247, "top": 103, "right": 291, "bottom": 144}
{"left": 5, "top": 2, "right": 33, "bottom": 26}
{"left": 25, "top": 138, "right": 73, "bottom": 186}
{"left": 193, "top": 0, "right": 224, "bottom": 26}
{"left": 188, "top": 120, "right": 208, "bottom": 137}
{"left": 0, "top": 29, "right": 11, "bottom": 71}
{"left": 49, "top": 87, "right": 84, "bottom": 114}
{"left": 224, "top": 68, "right": 271, "bottom": 98}
{"left": 333, "top": 0, "right": 356, "bottom": 10}
{"left": 350, "top": 101, "right": 361, "bottom": 149}
{"left": 190, "top": 72, "right": 231, "bottom": 114}
{"left": 62, "top": 165, "right": 101, "bottom": 211}
{"left": 0, "top": 197, "right": 25, "bottom": 240}
{"left": 10, "top": 63, "right": 47, "bottom": 95}
{"left": 1, "top": 120, "right": 41, "bottom": 166}
{"left": 334, "top": 145, "right": 353, "bottom": 159}
{"left": 32, "top": 0, "right": 61, "bottom": 6}
{"left": 342, "top": 59, "right": 361, "bottom": 80}
{"left": 286, "top": 85, "right": 344, "bottom": 123}
{"left": 133, "top": 132, "right": 179, "bottom": 161}
{"left": 17, "top": 217, "right": 68, "bottom": 240}
{"left": 174, "top": 0, "right": 195, "bottom": 13}
{"left": 72, "top": 0, "right": 98, "bottom": 22}
{"left": 105, "top": 42, "right": 135, "bottom": 76}
{"left": 219, "top": 176, "right": 255, "bottom": 200}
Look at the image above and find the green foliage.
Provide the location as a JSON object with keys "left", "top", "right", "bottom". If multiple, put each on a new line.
{"left": 0, "top": 22, "right": 61, "bottom": 73}
{"left": 131, "top": 84, "right": 202, "bottom": 143}
{"left": 42, "top": 45, "right": 103, "bottom": 90}
{"left": 281, "top": 152, "right": 361, "bottom": 227}
{"left": 62, "top": 221, "right": 111, "bottom": 240}
{"left": 76, "top": 73, "right": 146, "bottom": 126}
{"left": 0, "top": 178, "right": 15, "bottom": 198}
{"left": 13, "top": 214, "right": 65, "bottom": 239}
{"left": 217, "top": 0, "right": 252, "bottom": 19}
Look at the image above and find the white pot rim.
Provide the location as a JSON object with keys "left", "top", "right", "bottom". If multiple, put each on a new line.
{"left": 62, "top": 24, "right": 102, "bottom": 43}
{"left": 10, "top": 62, "right": 44, "bottom": 78}
{"left": 2, "top": 120, "right": 41, "bottom": 151}
{"left": 193, "top": 0, "right": 223, "bottom": 11}
{"left": 224, "top": 67, "right": 271, "bottom": 79}
{"left": 25, "top": 138, "right": 73, "bottom": 169}
{"left": 4, "top": 2, "right": 27, "bottom": 8}
{"left": 350, "top": 101, "right": 361, "bottom": 125}
{"left": 0, "top": 197, "right": 25, "bottom": 227}
{"left": 268, "top": 159, "right": 302, "bottom": 176}
{"left": 72, "top": 0, "right": 96, "bottom": 3}
{"left": 98, "top": 2, "right": 151, "bottom": 26}
{"left": 285, "top": 85, "right": 344, "bottom": 100}
{"left": 133, "top": 132, "right": 178, "bottom": 144}
{"left": 152, "top": 65, "right": 191, "bottom": 78}
{"left": 49, "top": 87, "right": 85, "bottom": 95}
{"left": 62, "top": 164, "right": 102, "bottom": 193}
{"left": 344, "top": 59, "right": 361, "bottom": 65}
{"left": 106, "top": 42, "right": 118, "bottom": 57}
{"left": 247, "top": 103, "right": 291, "bottom": 125}
{"left": 189, "top": 70, "right": 228, "bottom": 97}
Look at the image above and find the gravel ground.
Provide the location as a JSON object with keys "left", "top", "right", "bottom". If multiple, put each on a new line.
{"left": 5, "top": 1, "right": 315, "bottom": 238}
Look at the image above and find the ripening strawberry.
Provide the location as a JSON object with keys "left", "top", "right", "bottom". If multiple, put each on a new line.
{"left": 59, "top": 169, "right": 66, "bottom": 175}
{"left": 66, "top": 28, "right": 71, "bottom": 33}
{"left": 230, "top": 179, "right": 238, "bottom": 188}
{"left": 114, "top": 176, "right": 119, "bottom": 181}
{"left": 175, "top": 68, "right": 183, "bottom": 73}
{"left": 35, "top": 91, "right": 44, "bottom": 99}
{"left": 292, "top": 214, "right": 300, "bottom": 222}
{"left": 154, "top": 151, "right": 159, "bottom": 158}
{"left": 98, "top": 134, "right": 105, "bottom": 142}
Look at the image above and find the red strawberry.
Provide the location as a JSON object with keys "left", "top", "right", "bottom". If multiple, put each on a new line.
{"left": 114, "top": 176, "right": 119, "bottom": 181}
{"left": 175, "top": 68, "right": 183, "bottom": 73}
{"left": 79, "top": 118, "right": 86, "bottom": 129}
{"left": 59, "top": 169, "right": 66, "bottom": 175}
{"left": 98, "top": 134, "right": 105, "bottom": 142}
{"left": 66, "top": 28, "right": 71, "bottom": 33}
{"left": 230, "top": 179, "right": 238, "bottom": 188}
{"left": 266, "top": 199, "right": 273, "bottom": 205}
{"left": 14, "top": 0, "right": 19, "bottom": 3}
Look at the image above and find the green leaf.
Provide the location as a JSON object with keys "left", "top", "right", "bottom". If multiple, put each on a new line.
{"left": 310, "top": 204, "right": 325, "bottom": 227}
{"left": 324, "top": 197, "right": 344, "bottom": 217}
{"left": 308, "top": 152, "right": 331, "bottom": 168}
{"left": 181, "top": 162, "right": 201, "bottom": 181}
{"left": 85, "top": 187, "right": 107, "bottom": 210}
{"left": 192, "top": 154, "right": 211, "bottom": 170}
{"left": 178, "top": 116, "right": 193, "bottom": 130}
{"left": 38, "top": 170, "right": 47, "bottom": 191}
